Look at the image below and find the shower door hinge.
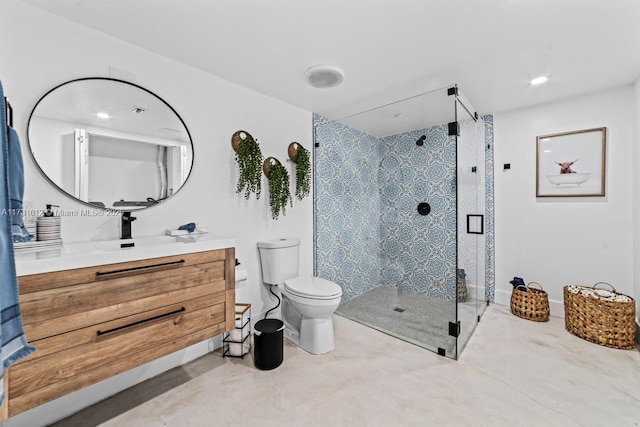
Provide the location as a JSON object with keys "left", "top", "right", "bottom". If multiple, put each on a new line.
{"left": 437, "top": 347, "right": 446, "bottom": 357}
{"left": 448, "top": 121, "right": 459, "bottom": 136}
{"left": 448, "top": 321, "right": 460, "bottom": 338}
{"left": 447, "top": 86, "right": 458, "bottom": 96}
{"left": 478, "top": 315, "right": 481, "bottom": 322}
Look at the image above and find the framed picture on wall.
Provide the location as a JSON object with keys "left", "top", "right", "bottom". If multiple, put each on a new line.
{"left": 536, "top": 127, "right": 606, "bottom": 197}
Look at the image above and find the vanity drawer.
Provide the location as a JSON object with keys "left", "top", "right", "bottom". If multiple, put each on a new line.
{"left": 18, "top": 249, "right": 227, "bottom": 293}
{"left": 21, "top": 261, "right": 223, "bottom": 315}
{"left": 9, "top": 293, "right": 225, "bottom": 414}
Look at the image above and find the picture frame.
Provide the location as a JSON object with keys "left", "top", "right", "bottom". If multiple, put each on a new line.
{"left": 536, "top": 127, "right": 606, "bottom": 197}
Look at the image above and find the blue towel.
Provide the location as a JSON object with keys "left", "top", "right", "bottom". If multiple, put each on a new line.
{"left": 178, "top": 222, "right": 196, "bottom": 233}
{"left": 8, "top": 127, "right": 32, "bottom": 242}
{"left": 510, "top": 277, "right": 527, "bottom": 291}
{"left": 0, "top": 81, "right": 36, "bottom": 405}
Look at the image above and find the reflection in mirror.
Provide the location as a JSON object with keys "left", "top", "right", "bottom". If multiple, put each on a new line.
{"left": 28, "top": 78, "right": 193, "bottom": 210}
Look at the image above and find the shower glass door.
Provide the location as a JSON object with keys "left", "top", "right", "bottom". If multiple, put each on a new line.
{"left": 455, "top": 90, "right": 487, "bottom": 355}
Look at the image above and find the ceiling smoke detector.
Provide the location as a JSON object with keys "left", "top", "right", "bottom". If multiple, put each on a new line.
{"left": 305, "top": 65, "right": 344, "bottom": 89}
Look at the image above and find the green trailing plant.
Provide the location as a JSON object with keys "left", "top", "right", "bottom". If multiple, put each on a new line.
{"left": 294, "top": 145, "right": 311, "bottom": 200}
{"left": 235, "top": 134, "right": 263, "bottom": 199}
{"left": 268, "top": 164, "right": 292, "bottom": 219}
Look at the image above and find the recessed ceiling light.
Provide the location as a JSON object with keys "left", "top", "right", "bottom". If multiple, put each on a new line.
{"left": 305, "top": 65, "right": 344, "bottom": 89}
{"left": 96, "top": 112, "right": 110, "bottom": 119}
{"left": 530, "top": 76, "right": 549, "bottom": 86}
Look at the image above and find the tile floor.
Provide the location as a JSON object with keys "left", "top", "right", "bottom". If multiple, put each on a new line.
{"left": 54, "top": 305, "right": 640, "bottom": 427}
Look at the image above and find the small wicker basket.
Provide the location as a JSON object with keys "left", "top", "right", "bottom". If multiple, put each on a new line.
{"left": 457, "top": 269, "right": 468, "bottom": 302}
{"left": 510, "top": 282, "right": 550, "bottom": 322}
{"left": 457, "top": 277, "right": 468, "bottom": 302}
{"left": 563, "top": 282, "right": 636, "bottom": 349}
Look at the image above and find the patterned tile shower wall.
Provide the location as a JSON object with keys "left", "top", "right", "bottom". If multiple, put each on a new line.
{"left": 484, "top": 115, "right": 495, "bottom": 302}
{"left": 378, "top": 126, "right": 457, "bottom": 300}
{"left": 313, "top": 114, "right": 382, "bottom": 302}
{"left": 313, "top": 113, "right": 495, "bottom": 303}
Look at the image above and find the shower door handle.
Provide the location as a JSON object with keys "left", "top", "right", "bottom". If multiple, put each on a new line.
{"left": 467, "top": 214, "right": 484, "bottom": 234}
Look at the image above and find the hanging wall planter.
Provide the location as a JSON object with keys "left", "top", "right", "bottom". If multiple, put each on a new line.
{"left": 263, "top": 157, "right": 292, "bottom": 220}
{"left": 232, "top": 130, "right": 263, "bottom": 199}
{"left": 288, "top": 142, "right": 311, "bottom": 201}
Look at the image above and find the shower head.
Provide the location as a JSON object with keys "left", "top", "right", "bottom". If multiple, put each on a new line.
{"left": 416, "top": 135, "right": 426, "bottom": 146}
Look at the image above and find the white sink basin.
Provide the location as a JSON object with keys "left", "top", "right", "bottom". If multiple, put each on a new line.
{"left": 62, "top": 236, "right": 174, "bottom": 255}
{"left": 16, "top": 233, "right": 235, "bottom": 276}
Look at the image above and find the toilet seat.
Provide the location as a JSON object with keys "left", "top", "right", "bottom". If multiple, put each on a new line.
{"left": 284, "top": 276, "right": 342, "bottom": 300}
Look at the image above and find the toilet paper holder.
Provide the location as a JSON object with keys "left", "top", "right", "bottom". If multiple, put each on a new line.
{"left": 235, "top": 259, "right": 249, "bottom": 284}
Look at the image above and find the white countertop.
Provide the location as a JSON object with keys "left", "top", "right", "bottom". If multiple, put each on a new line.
{"left": 15, "top": 234, "right": 236, "bottom": 276}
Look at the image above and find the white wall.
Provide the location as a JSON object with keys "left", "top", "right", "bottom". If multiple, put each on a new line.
{"left": 0, "top": 1, "right": 312, "bottom": 425}
{"left": 494, "top": 86, "right": 634, "bottom": 317}
{"left": 633, "top": 76, "right": 640, "bottom": 331}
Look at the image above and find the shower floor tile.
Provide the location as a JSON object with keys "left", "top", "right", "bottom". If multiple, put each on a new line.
{"left": 335, "top": 286, "right": 478, "bottom": 358}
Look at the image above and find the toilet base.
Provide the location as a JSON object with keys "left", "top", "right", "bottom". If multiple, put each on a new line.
{"left": 300, "top": 316, "right": 335, "bottom": 354}
{"left": 284, "top": 316, "right": 335, "bottom": 355}
{"left": 282, "top": 295, "right": 338, "bottom": 355}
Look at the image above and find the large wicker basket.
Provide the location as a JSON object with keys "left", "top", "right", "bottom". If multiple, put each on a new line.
{"left": 510, "top": 282, "right": 550, "bottom": 322}
{"left": 564, "top": 282, "right": 636, "bottom": 349}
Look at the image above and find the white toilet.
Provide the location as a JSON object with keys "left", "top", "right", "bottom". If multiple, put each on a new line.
{"left": 257, "top": 238, "right": 342, "bottom": 354}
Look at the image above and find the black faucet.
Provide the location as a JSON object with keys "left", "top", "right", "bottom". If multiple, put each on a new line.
{"left": 121, "top": 211, "right": 137, "bottom": 239}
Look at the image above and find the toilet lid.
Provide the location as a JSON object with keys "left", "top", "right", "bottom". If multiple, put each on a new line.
{"left": 284, "top": 276, "right": 342, "bottom": 299}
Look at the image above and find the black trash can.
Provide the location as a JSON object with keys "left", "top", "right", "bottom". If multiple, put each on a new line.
{"left": 253, "top": 319, "right": 284, "bottom": 370}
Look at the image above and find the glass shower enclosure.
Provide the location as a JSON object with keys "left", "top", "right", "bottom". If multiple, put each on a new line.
{"left": 313, "top": 86, "right": 493, "bottom": 359}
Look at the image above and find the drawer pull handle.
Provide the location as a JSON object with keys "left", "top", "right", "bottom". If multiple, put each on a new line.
{"left": 96, "top": 259, "right": 185, "bottom": 277}
{"left": 97, "top": 307, "right": 186, "bottom": 336}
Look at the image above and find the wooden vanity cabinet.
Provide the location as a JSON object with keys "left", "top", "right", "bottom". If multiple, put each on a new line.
{"left": 3, "top": 247, "right": 235, "bottom": 417}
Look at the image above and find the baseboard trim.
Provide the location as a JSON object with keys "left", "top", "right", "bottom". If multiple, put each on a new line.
{"left": 495, "top": 289, "right": 565, "bottom": 318}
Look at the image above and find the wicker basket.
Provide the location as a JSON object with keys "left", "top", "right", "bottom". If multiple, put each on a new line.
{"left": 563, "top": 282, "right": 636, "bottom": 349}
{"left": 457, "top": 277, "right": 468, "bottom": 302}
{"left": 510, "top": 282, "right": 550, "bottom": 322}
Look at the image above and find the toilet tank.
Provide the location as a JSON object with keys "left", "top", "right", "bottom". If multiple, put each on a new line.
{"left": 257, "top": 238, "right": 300, "bottom": 284}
